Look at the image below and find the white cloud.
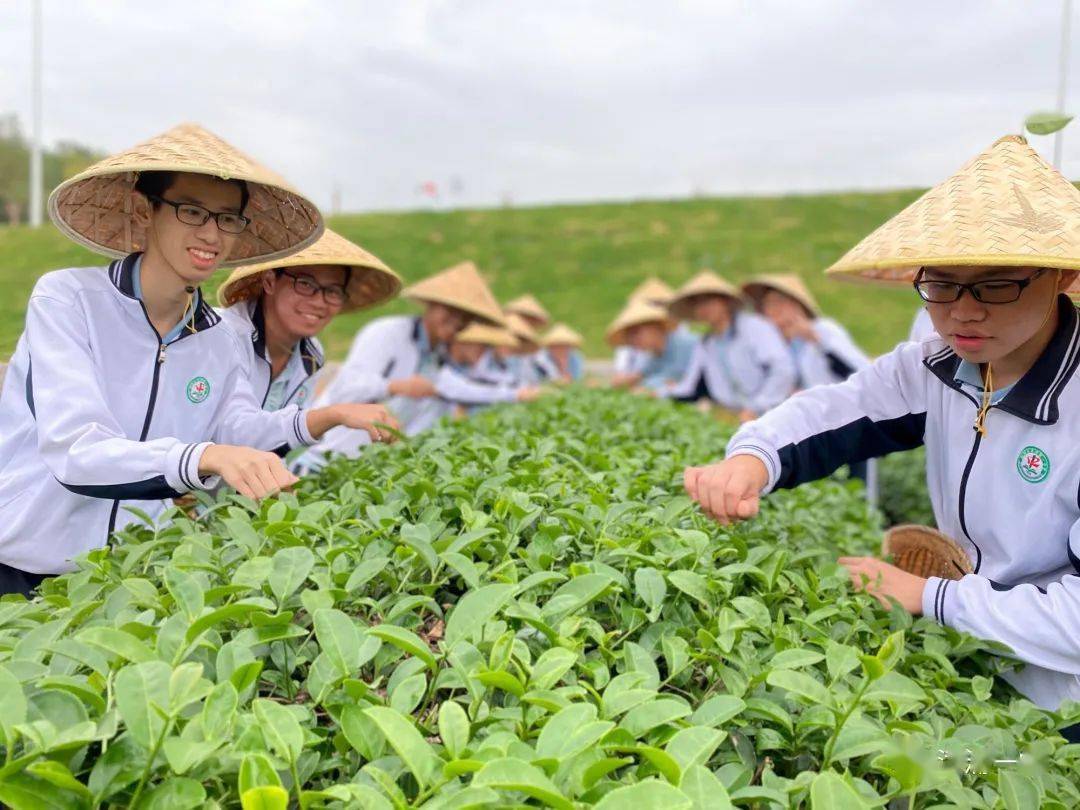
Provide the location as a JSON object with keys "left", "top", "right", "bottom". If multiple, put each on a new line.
{"left": 1, "top": 0, "right": 1076, "bottom": 211}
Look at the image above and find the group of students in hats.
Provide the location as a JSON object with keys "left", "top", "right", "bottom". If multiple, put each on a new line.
{"left": 1, "top": 124, "right": 1079, "bottom": 737}
{"left": 0, "top": 123, "right": 583, "bottom": 594}
{"left": 607, "top": 269, "right": 870, "bottom": 416}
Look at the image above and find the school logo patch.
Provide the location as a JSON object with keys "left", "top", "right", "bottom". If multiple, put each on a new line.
{"left": 1016, "top": 445, "right": 1050, "bottom": 483}
{"left": 186, "top": 376, "right": 211, "bottom": 404}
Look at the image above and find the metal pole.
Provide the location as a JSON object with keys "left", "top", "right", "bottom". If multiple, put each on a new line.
{"left": 1054, "top": 0, "right": 1073, "bottom": 168}
{"left": 29, "top": 0, "right": 43, "bottom": 226}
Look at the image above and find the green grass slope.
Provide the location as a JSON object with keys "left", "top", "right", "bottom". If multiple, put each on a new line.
{"left": 0, "top": 190, "right": 927, "bottom": 359}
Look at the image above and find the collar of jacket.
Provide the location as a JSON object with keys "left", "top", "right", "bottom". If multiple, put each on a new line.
{"left": 924, "top": 293, "right": 1080, "bottom": 425}
{"left": 249, "top": 298, "right": 323, "bottom": 376}
{"left": 108, "top": 252, "right": 220, "bottom": 334}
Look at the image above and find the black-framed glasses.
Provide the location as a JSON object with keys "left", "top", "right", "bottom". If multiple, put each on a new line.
{"left": 278, "top": 270, "right": 348, "bottom": 306}
{"left": 148, "top": 195, "right": 250, "bottom": 234}
{"left": 913, "top": 268, "right": 1047, "bottom": 304}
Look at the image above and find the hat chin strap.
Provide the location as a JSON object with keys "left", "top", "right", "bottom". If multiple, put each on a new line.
{"left": 973, "top": 270, "right": 1061, "bottom": 436}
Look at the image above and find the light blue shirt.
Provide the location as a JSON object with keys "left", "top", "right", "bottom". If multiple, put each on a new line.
{"left": 262, "top": 347, "right": 309, "bottom": 412}
{"left": 131, "top": 255, "right": 199, "bottom": 343}
{"left": 641, "top": 329, "right": 698, "bottom": 391}
{"left": 954, "top": 360, "right": 1015, "bottom": 405}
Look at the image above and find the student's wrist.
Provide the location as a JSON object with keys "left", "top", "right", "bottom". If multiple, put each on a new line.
{"left": 305, "top": 405, "right": 344, "bottom": 441}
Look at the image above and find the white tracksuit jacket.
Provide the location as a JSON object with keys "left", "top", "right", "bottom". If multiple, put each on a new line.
{"left": 790, "top": 318, "right": 871, "bottom": 389}
{"left": 218, "top": 300, "right": 324, "bottom": 413}
{"left": 667, "top": 311, "right": 797, "bottom": 413}
{"left": 0, "top": 254, "right": 316, "bottom": 574}
{"left": 727, "top": 294, "right": 1080, "bottom": 710}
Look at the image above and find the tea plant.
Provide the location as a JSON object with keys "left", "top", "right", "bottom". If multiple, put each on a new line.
{"left": 0, "top": 390, "right": 1076, "bottom": 808}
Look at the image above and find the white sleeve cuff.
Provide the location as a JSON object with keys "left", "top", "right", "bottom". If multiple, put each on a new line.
{"left": 923, "top": 576, "right": 959, "bottom": 626}
{"left": 292, "top": 408, "right": 316, "bottom": 447}
{"left": 165, "top": 441, "right": 218, "bottom": 493}
{"left": 724, "top": 442, "right": 780, "bottom": 494}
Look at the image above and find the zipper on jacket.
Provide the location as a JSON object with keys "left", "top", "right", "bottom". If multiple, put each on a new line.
{"left": 107, "top": 312, "right": 168, "bottom": 540}
{"left": 957, "top": 423, "right": 985, "bottom": 573}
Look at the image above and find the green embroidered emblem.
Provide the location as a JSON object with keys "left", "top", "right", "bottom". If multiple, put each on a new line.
{"left": 186, "top": 376, "right": 211, "bottom": 404}
{"left": 1016, "top": 445, "right": 1050, "bottom": 483}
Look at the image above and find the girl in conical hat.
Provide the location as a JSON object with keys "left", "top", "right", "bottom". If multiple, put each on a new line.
{"left": 490, "top": 313, "right": 554, "bottom": 386}
{"left": 539, "top": 323, "right": 586, "bottom": 382}
{"left": 504, "top": 294, "right": 551, "bottom": 330}
{"left": 296, "top": 260, "right": 505, "bottom": 466}
{"left": 217, "top": 228, "right": 400, "bottom": 413}
{"left": 615, "top": 278, "right": 678, "bottom": 378}
{"left": 606, "top": 301, "right": 696, "bottom": 393}
{"left": 0, "top": 124, "right": 395, "bottom": 596}
{"left": 663, "top": 270, "right": 796, "bottom": 420}
{"left": 685, "top": 135, "right": 1080, "bottom": 736}
{"left": 441, "top": 324, "right": 543, "bottom": 418}
{"left": 741, "top": 274, "right": 870, "bottom": 391}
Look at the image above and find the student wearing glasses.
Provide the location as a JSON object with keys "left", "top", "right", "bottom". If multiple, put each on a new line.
{"left": 684, "top": 135, "right": 1080, "bottom": 733}
{"left": 294, "top": 261, "right": 506, "bottom": 467}
{"left": 217, "top": 229, "right": 401, "bottom": 420}
{"left": 0, "top": 125, "right": 399, "bottom": 596}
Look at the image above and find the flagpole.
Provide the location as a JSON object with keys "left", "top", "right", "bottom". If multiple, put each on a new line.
{"left": 29, "top": 0, "right": 43, "bottom": 226}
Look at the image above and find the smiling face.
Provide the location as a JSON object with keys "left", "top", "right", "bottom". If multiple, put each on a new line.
{"left": 260, "top": 264, "right": 348, "bottom": 340}
{"left": 923, "top": 266, "right": 1076, "bottom": 363}
{"left": 133, "top": 173, "right": 244, "bottom": 286}
{"left": 759, "top": 289, "right": 811, "bottom": 339}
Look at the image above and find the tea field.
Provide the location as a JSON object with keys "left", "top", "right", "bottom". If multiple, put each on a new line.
{"left": 0, "top": 391, "right": 1076, "bottom": 808}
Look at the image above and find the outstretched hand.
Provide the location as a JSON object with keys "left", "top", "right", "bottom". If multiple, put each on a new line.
{"left": 683, "top": 454, "right": 769, "bottom": 525}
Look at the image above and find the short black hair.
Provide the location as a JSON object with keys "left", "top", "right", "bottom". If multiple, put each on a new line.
{"left": 133, "top": 170, "right": 249, "bottom": 214}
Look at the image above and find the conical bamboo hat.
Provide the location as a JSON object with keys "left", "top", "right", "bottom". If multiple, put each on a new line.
{"left": 218, "top": 228, "right": 401, "bottom": 312}
{"left": 541, "top": 323, "right": 584, "bottom": 348}
{"left": 403, "top": 261, "right": 506, "bottom": 326}
{"left": 827, "top": 135, "right": 1080, "bottom": 293}
{"left": 628, "top": 277, "right": 674, "bottom": 305}
{"left": 505, "top": 294, "right": 551, "bottom": 326}
{"left": 504, "top": 312, "right": 540, "bottom": 351}
{"left": 606, "top": 300, "right": 673, "bottom": 347}
{"left": 742, "top": 274, "right": 820, "bottom": 317}
{"left": 48, "top": 123, "right": 323, "bottom": 266}
{"left": 454, "top": 323, "right": 518, "bottom": 348}
{"left": 668, "top": 270, "right": 741, "bottom": 320}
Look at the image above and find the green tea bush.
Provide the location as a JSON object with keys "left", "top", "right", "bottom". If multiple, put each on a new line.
{"left": 0, "top": 390, "right": 1076, "bottom": 808}
{"left": 877, "top": 448, "right": 936, "bottom": 528}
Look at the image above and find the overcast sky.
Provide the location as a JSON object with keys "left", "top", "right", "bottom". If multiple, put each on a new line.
{"left": 1, "top": 1, "right": 1077, "bottom": 212}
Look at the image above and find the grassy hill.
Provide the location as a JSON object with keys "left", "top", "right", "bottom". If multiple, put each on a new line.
{"left": 0, "top": 190, "right": 927, "bottom": 359}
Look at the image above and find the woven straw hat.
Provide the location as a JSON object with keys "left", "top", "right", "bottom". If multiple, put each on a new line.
{"left": 403, "top": 261, "right": 506, "bottom": 326}
{"left": 827, "top": 135, "right": 1080, "bottom": 293}
{"left": 742, "top": 274, "right": 820, "bottom": 317}
{"left": 882, "top": 524, "right": 973, "bottom": 581}
{"left": 454, "top": 323, "right": 518, "bottom": 349}
{"left": 505, "top": 312, "right": 540, "bottom": 351}
{"left": 48, "top": 123, "right": 323, "bottom": 267}
{"left": 669, "top": 270, "right": 741, "bottom": 320}
{"left": 505, "top": 294, "right": 551, "bottom": 326}
{"left": 628, "top": 277, "right": 675, "bottom": 305}
{"left": 606, "top": 299, "right": 673, "bottom": 346}
{"left": 541, "top": 323, "right": 584, "bottom": 348}
{"left": 217, "top": 228, "right": 401, "bottom": 312}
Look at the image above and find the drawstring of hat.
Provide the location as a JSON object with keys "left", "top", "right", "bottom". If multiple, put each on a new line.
{"left": 973, "top": 270, "right": 1061, "bottom": 436}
